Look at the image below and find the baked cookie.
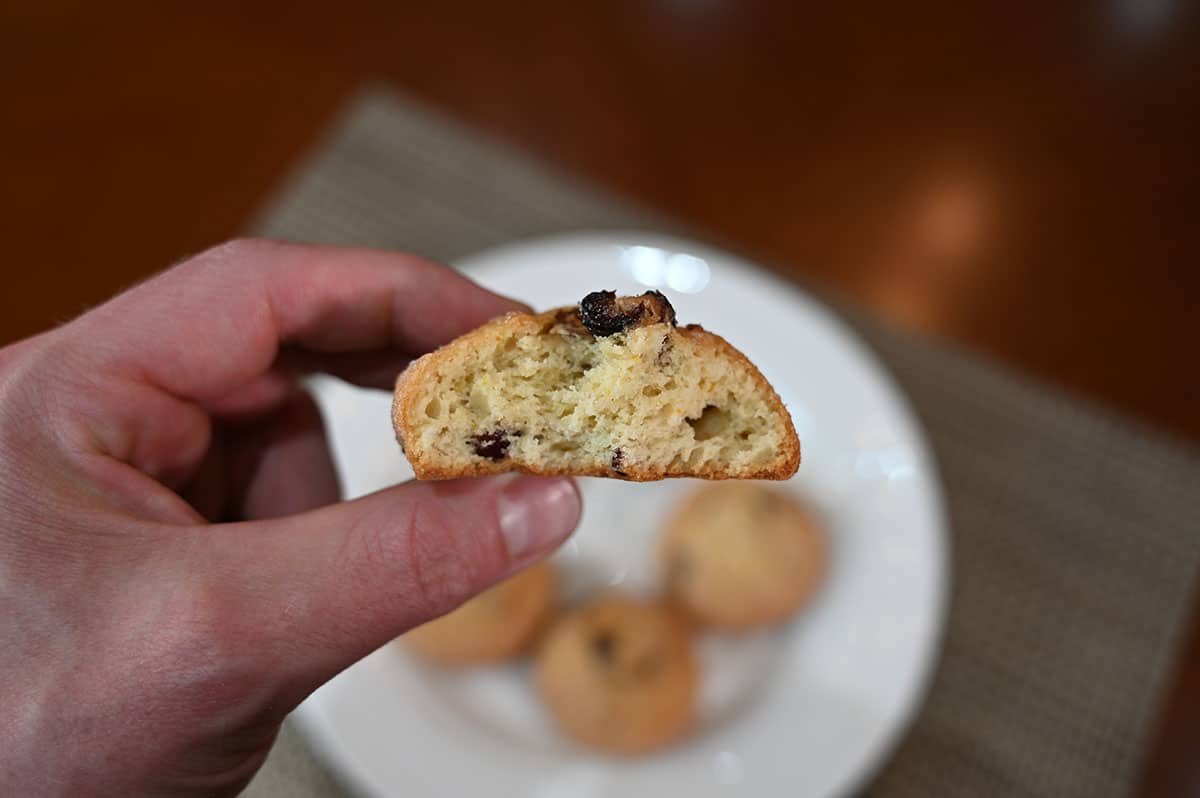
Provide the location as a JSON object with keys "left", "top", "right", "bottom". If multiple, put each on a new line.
{"left": 393, "top": 290, "right": 799, "bottom": 481}
{"left": 535, "top": 594, "right": 698, "bottom": 754}
{"left": 659, "top": 482, "right": 827, "bottom": 630}
{"left": 404, "top": 560, "right": 556, "bottom": 665}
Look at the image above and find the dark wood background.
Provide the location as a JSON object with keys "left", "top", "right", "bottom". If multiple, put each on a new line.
{"left": 3, "top": 3, "right": 1197, "bottom": 794}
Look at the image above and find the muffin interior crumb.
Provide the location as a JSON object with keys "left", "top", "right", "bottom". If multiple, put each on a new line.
{"left": 408, "top": 319, "right": 787, "bottom": 477}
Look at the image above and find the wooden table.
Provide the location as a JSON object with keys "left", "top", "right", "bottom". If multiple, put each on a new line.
{"left": 3, "top": 3, "right": 1197, "bottom": 793}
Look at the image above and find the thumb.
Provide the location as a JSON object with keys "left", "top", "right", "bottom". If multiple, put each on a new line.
{"left": 201, "top": 475, "right": 580, "bottom": 687}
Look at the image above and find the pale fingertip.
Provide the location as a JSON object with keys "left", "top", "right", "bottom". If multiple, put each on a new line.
{"left": 496, "top": 476, "right": 582, "bottom": 560}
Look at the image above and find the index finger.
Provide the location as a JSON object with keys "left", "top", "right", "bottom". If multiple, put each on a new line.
{"left": 63, "top": 239, "right": 525, "bottom": 403}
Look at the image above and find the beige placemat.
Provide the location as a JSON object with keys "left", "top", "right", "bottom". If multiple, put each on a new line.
{"left": 242, "top": 87, "right": 1200, "bottom": 798}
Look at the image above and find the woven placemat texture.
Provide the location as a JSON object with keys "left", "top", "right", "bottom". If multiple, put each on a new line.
{"left": 243, "top": 87, "right": 1200, "bottom": 798}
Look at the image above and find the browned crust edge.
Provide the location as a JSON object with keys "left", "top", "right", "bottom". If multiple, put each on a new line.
{"left": 392, "top": 306, "right": 801, "bottom": 481}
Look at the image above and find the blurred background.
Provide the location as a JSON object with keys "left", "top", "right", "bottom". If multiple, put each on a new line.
{"left": 3, "top": 2, "right": 1198, "bottom": 795}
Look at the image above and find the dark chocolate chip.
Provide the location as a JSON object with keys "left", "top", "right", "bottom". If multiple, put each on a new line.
{"left": 610, "top": 447, "right": 627, "bottom": 475}
{"left": 580, "top": 290, "right": 640, "bottom": 336}
{"left": 579, "top": 290, "right": 677, "bottom": 337}
{"left": 470, "top": 430, "right": 512, "bottom": 460}
{"left": 591, "top": 630, "right": 617, "bottom": 663}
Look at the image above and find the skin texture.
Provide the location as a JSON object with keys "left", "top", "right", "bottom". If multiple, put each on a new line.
{"left": 0, "top": 240, "right": 582, "bottom": 797}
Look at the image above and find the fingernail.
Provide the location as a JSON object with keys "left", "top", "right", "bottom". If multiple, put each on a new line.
{"left": 497, "top": 476, "right": 581, "bottom": 559}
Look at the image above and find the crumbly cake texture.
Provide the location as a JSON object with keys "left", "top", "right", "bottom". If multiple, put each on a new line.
{"left": 392, "top": 290, "right": 800, "bottom": 481}
{"left": 659, "top": 482, "right": 827, "bottom": 629}
{"left": 534, "top": 594, "right": 697, "bottom": 754}
{"left": 403, "top": 560, "right": 557, "bottom": 665}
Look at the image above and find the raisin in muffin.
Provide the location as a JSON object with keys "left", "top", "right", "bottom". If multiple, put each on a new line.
{"left": 393, "top": 291, "right": 799, "bottom": 481}
{"left": 534, "top": 594, "right": 697, "bottom": 754}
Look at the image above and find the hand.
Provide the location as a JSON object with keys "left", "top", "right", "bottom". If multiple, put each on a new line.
{"left": 0, "top": 240, "right": 582, "bottom": 797}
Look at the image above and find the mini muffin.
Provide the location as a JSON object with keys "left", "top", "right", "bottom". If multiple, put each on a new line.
{"left": 659, "top": 482, "right": 827, "bottom": 630}
{"left": 405, "top": 560, "right": 556, "bottom": 665}
{"left": 392, "top": 290, "right": 800, "bottom": 481}
{"left": 535, "top": 594, "right": 698, "bottom": 754}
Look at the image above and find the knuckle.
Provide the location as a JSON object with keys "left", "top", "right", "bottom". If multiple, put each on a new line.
{"left": 167, "top": 578, "right": 276, "bottom": 708}
{"left": 175, "top": 238, "right": 281, "bottom": 285}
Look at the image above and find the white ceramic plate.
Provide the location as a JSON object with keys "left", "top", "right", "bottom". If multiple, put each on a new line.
{"left": 297, "top": 232, "right": 949, "bottom": 798}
